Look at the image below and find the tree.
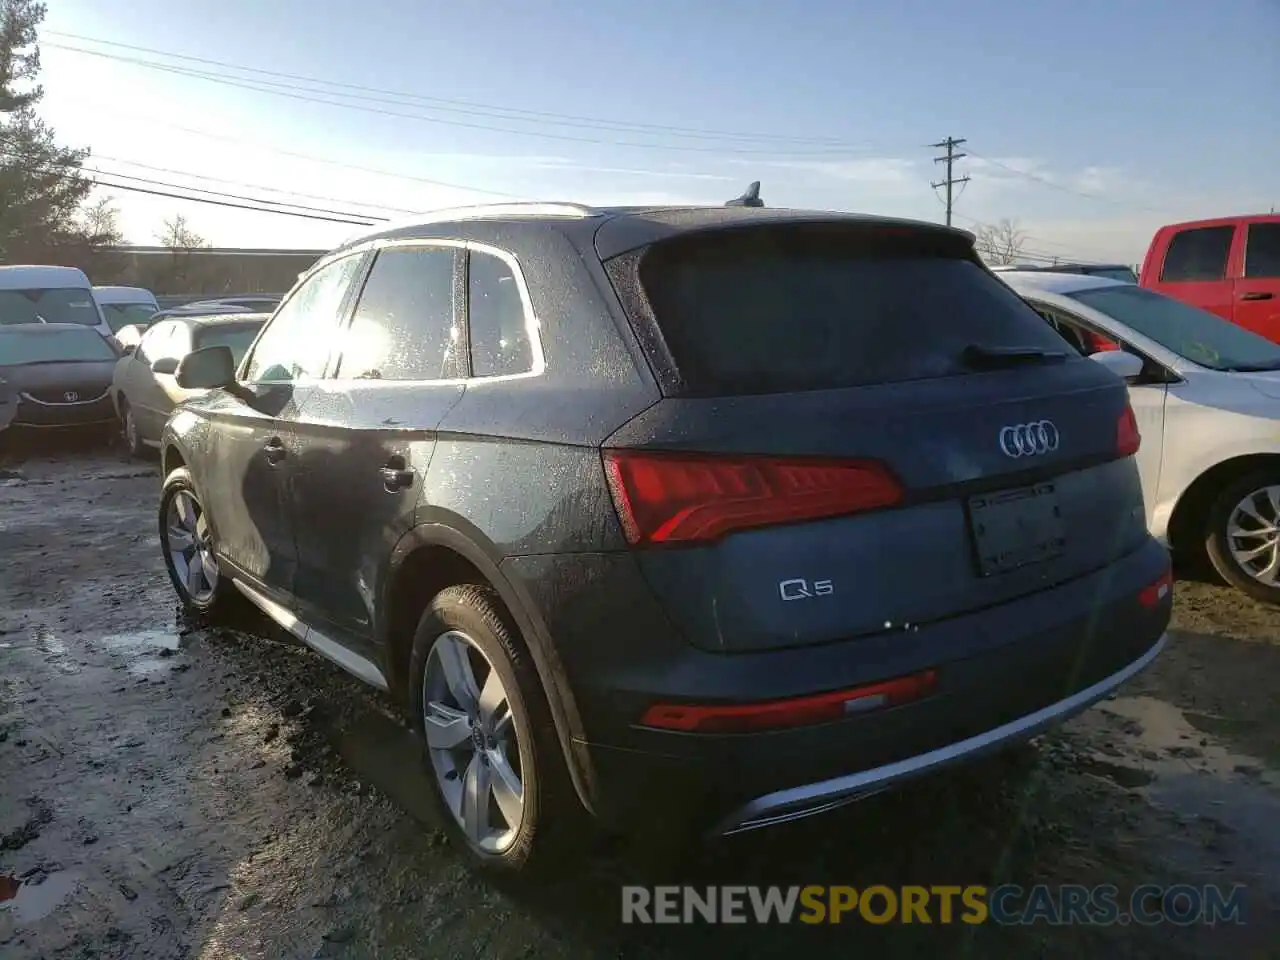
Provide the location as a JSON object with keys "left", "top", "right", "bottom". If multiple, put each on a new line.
{"left": 155, "top": 213, "right": 206, "bottom": 251}
{"left": 81, "top": 195, "right": 121, "bottom": 246}
{"left": 0, "top": 0, "right": 98, "bottom": 262}
{"left": 972, "top": 218, "right": 1028, "bottom": 265}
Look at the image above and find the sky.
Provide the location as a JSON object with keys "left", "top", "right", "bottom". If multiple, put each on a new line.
{"left": 34, "top": 0, "right": 1280, "bottom": 265}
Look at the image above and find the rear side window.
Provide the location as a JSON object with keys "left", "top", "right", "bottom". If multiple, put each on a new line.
{"left": 1244, "top": 223, "right": 1280, "bottom": 279}
{"left": 338, "top": 246, "right": 460, "bottom": 381}
{"left": 467, "top": 251, "right": 533, "bottom": 378}
{"left": 624, "top": 225, "right": 1070, "bottom": 396}
{"left": 1160, "top": 226, "right": 1234, "bottom": 282}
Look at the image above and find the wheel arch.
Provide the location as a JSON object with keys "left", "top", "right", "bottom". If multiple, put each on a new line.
{"left": 1166, "top": 453, "right": 1280, "bottom": 556}
{"left": 380, "top": 519, "right": 599, "bottom": 816}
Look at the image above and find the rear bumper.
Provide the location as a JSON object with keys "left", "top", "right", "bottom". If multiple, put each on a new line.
{"left": 504, "top": 536, "right": 1172, "bottom": 834}
{"left": 712, "top": 633, "right": 1164, "bottom": 837}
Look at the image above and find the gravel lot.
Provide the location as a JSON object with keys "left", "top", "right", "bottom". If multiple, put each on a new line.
{"left": 1, "top": 439, "right": 1278, "bottom": 959}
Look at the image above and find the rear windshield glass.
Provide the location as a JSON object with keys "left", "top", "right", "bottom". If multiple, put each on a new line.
{"left": 0, "top": 288, "right": 101, "bottom": 327}
{"left": 633, "top": 225, "right": 1071, "bottom": 395}
{"left": 1089, "top": 267, "right": 1138, "bottom": 284}
{"left": 195, "top": 322, "right": 266, "bottom": 365}
{"left": 0, "top": 327, "right": 117, "bottom": 364}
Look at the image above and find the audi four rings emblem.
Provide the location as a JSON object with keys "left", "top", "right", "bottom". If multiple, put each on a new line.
{"left": 998, "top": 420, "right": 1059, "bottom": 458}
{"left": 63, "top": 391, "right": 79, "bottom": 402}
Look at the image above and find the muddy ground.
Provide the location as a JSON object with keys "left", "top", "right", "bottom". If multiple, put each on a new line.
{"left": 1, "top": 439, "right": 1278, "bottom": 959}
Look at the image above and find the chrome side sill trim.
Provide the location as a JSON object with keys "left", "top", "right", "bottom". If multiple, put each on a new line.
{"left": 711, "top": 633, "right": 1167, "bottom": 838}
{"left": 232, "top": 578, "right": 389, "bottom": 691}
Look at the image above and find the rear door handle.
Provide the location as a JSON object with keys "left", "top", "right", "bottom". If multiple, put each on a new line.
{"left": 1241, "top": 291, "right": 1275, "bottom": 301}
{"left": 380, "top": 463, "right": 416, "bottom": 492}
{"left": 263, "top": 438, "right": 286, "bottom": 464}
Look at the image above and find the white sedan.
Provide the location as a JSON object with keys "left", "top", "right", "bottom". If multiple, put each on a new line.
{"left": 1002, "top": 271, "right": 1280, "bottom": 604}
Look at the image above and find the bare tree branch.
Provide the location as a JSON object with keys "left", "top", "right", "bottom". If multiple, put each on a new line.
{"left": 972, "top": 218, "right": 1028, "bottom": 266}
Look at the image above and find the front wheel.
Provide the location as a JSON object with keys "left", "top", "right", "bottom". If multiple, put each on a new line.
{"left": 408, "top": 584, "right": 573, "bottom": 875}
{"left": 120, "top": 401, "right": 145, "bottom": 458}
{"left": 159, "top": 467, "right": 238, "bottom": 616}
{"left": 1204, "top": 470, "right": 1280, "bottom": 604}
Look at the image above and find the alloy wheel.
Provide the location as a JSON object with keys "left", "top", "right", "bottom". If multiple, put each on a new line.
{"left": 1226, "top": 485, "right": 1280, "bottom": 585}
{"left": 124, "top": 409, "right": 139, "bottom": 452}
{"left": 422, "top": 630, "right": 525, "bottom": 854}
{"left": 165, "top": 489, "right": 218, "bottom": 603}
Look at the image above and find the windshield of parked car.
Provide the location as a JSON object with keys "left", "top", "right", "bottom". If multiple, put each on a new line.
{"left": 100, "top": 303, "right": 157, "bottom": 333}
{"left": 194, "top": 321, "right": 266, "bottom": 364}
{"left": 0, "top": 288, "right": 102, "bottom": 327}
{"left": 0, "top": 327, "right": 117, "bottom": 365}
{"left": 1089, "top": 267, "right": 1138, "bottom": 284}
{"left": 1067, "top": 284, "right": 1280, "bottom": 371}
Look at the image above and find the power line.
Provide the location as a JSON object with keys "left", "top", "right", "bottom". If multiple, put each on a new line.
{"left": 929, "top": 137, "right": 970, "bottom": 227}
{"left": 88, "top": 178, "right": 379, "bottom": 225}
{"left": 47, "top": 31, "right": 887, "bottom": 151}
{"left": 47, "top": 43, "right": 871, "bottom": 157}
{"left": 964, "top": 149, "right": 1166, "bottom": 213}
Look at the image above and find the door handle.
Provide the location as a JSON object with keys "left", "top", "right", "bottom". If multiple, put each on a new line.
{"left": 263, "top": 438, "right": 286, "bottom": 464}
{"left": 380, "top": 463, "right": 415, "bottom": 492}
{"left": 1241, "top": 291, "right": 1275, "bottom": 301}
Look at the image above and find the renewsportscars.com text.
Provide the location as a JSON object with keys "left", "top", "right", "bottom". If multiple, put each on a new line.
{"left": 621, "top": 884, "right": 1246, "bottom": 926}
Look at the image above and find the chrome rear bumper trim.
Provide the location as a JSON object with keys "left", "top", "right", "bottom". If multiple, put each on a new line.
{"left": 711, "top": 633, "right": 1167, "bottom": 838}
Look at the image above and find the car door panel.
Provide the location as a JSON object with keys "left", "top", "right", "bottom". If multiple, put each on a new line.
{"left": 1236, "top": 221, "right": 1280, "bottom": 342}
{"left": 286, "top": 243, "right": 466, "bottom": 664}
{"left": 128, "top": 323, "right": 172, "bottom": 440}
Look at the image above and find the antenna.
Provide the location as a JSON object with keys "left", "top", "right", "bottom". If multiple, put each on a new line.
{"left": 726, "top": 181, "right": 764, "bottom": 208}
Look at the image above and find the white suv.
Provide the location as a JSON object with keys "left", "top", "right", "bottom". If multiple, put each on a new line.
{"left": 1003, "top": 270, "right": 1280, "bottom": 603}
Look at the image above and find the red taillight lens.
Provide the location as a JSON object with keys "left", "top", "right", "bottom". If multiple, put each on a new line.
{"left": 639, "top": 670, "right": 938, "bottom": 733}
{"left": 1138, "top": 569, "right": 1173, "bottom": 607}
{"left": 1116, "top": 404, "right": 1141, "bottom": 458}
{"left": 602, "top": 450, "right": 904, "bottom": 546}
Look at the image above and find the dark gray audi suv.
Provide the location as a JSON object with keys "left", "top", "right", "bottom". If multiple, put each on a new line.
{"left": 157, "top": 197, "right": 1172, "bottom": 874}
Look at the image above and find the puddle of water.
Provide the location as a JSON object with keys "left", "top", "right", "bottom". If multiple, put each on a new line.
{"left": 0, "top": 871, "right": 78, "bottom": 924}
{"left": 99, "top": 628, "right": 181, "bottom": 654}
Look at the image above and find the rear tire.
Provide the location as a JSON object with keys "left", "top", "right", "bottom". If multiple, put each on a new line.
{"left": 407, "top": 584, "right": 575, "bottom": 876}
{"left": 159, "top": 467, "right": 239, "bottom": 617}
{"left": 1204, "top": 469, "right": 1280, "bottom": 604}
{"left": 120, "top": 400, "right": 145, "bottom": 458}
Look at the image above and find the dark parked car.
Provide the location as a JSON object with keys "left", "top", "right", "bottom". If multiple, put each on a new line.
{"left": 111, "top": 314, "right": 268, "bottom": 456}
{"left": 157, "top": 200, "right": 1172, "bottom": 875}
{"left": 0, "top": 323, "right": 119, "bottom": 437}
{"left": 184, "top": 294, "right": 283, "bottom": 314}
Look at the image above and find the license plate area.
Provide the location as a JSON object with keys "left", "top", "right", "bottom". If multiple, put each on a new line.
{"left": 968, "top": 482, "right": 1066, "bottom": 577}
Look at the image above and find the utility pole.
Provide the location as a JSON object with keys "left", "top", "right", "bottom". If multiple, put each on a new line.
{"left": 930, "top": 136, "right": 970, "bottom": 226}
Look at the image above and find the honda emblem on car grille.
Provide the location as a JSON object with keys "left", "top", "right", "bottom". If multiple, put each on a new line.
{"left": 63, "top": 391, "right": 79, "bottom": 403}
{"left": 998, "top": 420, "right": 1059, "bottom": 458}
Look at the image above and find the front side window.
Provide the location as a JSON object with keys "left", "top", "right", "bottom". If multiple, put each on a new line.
{"left": 468, "top": 251, "right": 534, "bottom": 378}
{"left": 195, "top": 322, "right": 267, "bottom": 366}
{"left": 135, "top": 322, "right": 171, "bottom": 365}
{"left": 0, "top": 288, "right": 102, "bottom": 326}
{"left": 1244, "top": 223, "right": 1280, "bottom": 279}
{"left": 243, "top": 255, "right": 364, "bottom": 383}
{"left": 0, "top": 327, "right": 118, "bottom": 364}
{"left": 337, "top": 246, "right": 459, "bottom": 381}
{"left": 1160, "top": 226, "right": 1234, "bottom": 283}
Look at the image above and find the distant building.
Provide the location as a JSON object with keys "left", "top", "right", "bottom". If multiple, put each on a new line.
{"left": 89, "top": 246, "right": 326, "bottom": 296}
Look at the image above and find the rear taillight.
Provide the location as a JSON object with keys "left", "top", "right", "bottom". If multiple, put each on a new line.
{"left": 1116, "top": 403, "right": 1141, "bottom": 458}
{"left": 1138, "top": 569, "right": 1173, "bottom": 607}
{"left": 639, "top": 670, "right": 938, "bottom": 733}
{"left": 602, "top": 450, "right": 903, "bottom": 546}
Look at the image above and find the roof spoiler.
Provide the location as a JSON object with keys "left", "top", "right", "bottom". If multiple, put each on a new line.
{"left": 726, "top": 181, "right": 764, "bottom": 208}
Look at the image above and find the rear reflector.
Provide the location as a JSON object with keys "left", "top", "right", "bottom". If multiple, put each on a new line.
{"left": 1116, "top": 403, "right": 1141, "bottom": 458}
{"left": 639, "top": 670, "right": 938, "bottom": 733}
{"left": 1138, "top": 569, "right": 1173, "bottom": 607}
{"left": 602, "top": 450, "right": 903, "bottom": 546}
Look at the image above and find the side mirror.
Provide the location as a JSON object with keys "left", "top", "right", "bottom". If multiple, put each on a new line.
{"left": 151, "top": 356, "right": 179, "bottom": 376}
{"left": 175, "top": 345, "right": 236, "bottom": 390}
{"left": 1090, "top": 350, "right": 1145, "bottom": 381}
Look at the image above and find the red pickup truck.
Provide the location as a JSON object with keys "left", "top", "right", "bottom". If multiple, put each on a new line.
{"left": 1139, "top": 214, "right": 1280, "bottom": 342}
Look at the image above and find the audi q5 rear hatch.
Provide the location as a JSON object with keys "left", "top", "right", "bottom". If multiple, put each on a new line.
{"left": 600, "top": 219, "right": 1148, "bottom": 653}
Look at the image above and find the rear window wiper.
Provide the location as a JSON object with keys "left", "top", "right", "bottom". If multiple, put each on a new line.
{"left": 962, "top": 343, "right": 1069, "bottom": 369}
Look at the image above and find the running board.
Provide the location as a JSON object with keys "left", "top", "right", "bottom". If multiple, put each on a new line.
{"left": 232, "top": 579, "right": 389, "bottom": 691}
